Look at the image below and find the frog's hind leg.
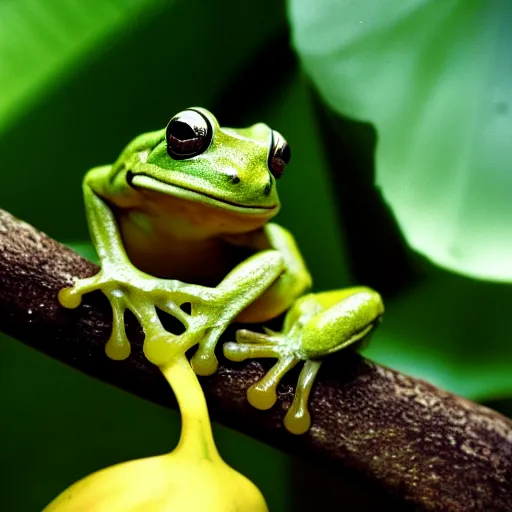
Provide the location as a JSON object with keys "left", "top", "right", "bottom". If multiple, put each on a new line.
{"left": 224, "top": 287, "right": 384, "bottom": 434}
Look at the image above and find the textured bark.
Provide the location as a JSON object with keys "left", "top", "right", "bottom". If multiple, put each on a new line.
{"left": 0, "top": 208, "right": 510, "bottom": 511}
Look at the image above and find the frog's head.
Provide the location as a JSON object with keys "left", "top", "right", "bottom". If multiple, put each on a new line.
{"left": 112, "top": 108, "right": 290, "bottom": 235}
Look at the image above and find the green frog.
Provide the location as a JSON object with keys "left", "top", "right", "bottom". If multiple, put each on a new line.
{"left": 59, "top": 107, "right": 383, "bottom": 434}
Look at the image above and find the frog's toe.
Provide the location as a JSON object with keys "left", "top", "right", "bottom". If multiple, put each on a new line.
{"left": 247, "top": 354, "right": 299, "bottom": 410}
{"left": 223, "top": 342, "right": 283, "bottom": 362}
{"left": 58, "top": 286, "right": 83, "bottom": 309}
{"left": 235, "top": 328, "right": 283, "bottom": 345}
{"left": 247, "top": 381, "right": 278, "bottom": 410}
{"left": 105, "top": 293, "right": 130, "bottom": 360}
{"left": 283, "top": 360, "right": 322, "bottom": 435}
{"left": 284, "top": 401, "right": 311, "bottom": 435}
{"left": 191, "top": 347, "right": 218, "bottom": 376}
{"left": 222, "top": 328, "right": 286, "bottom": 364}
{"left": 58, "top": 274, "right": 102, "bottom": 309}
{"left": 105, "top": 328, "right": 131, "bottom": 360}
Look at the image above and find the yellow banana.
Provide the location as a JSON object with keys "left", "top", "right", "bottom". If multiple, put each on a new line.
{"left": 44, "top": 355, "right": 268, "bottom": 511}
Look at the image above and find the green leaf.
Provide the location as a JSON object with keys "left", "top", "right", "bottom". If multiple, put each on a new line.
{"left": 288, "top": 0, "right": 512, "bottom": 282}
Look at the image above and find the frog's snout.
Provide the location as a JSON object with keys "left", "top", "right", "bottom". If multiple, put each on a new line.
{"left": 223, "top": 169, "right": 273, "bottom": 197}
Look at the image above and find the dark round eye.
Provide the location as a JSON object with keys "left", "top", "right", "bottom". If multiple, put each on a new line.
{"left": 166, "top": 109, "right": 212, "bottom": 160}
{"left": 268, "top": 130, "right": 291, "bottom": 179}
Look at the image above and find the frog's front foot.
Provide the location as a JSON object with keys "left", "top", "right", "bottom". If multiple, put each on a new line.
{"left": 59, "top": 250, "right": 285, "bottom": 371}
{"left": 223, "top": 328, "right": 321, "bottom": 435}
{"left": 58, "top": 265, "right": 209, "bottom": 364}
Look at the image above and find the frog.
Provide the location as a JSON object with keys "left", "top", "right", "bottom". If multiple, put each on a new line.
{"left": 58, "top": 107, "right": 384, "bottom": 434}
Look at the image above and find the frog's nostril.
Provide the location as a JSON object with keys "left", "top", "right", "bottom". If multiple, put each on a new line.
{"left": 263, "top": 180, "right": 272, "bottom": 196}
{"left": 228, "top": 174, "right": 241, "bottom": 184}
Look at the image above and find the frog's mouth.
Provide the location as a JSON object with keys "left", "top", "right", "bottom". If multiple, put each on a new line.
{"left": 126, "top": 171, "right": 279, "bottom": 215}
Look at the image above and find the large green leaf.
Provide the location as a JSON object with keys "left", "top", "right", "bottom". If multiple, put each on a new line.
{"left": 288, "top": 0, "right": 512, "bottom": 282}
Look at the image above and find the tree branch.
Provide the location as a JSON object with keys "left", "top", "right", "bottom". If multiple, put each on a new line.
{"left": 0, "top": 208, "right": 510, "bottom": 511}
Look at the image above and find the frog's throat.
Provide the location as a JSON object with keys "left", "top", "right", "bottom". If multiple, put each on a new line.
{"left": 127, "top": 171, "right": 279, "bottom": 216}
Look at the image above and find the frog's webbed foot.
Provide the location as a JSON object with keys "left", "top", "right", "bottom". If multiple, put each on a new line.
{"left": 224, "top": 289, "right": 384, "bottom": 434}
{"left": 223, "top": 328, "right": 321, "bottom": 435}
{"left": 58, "top": 265, "right": 212, "bottom": 364}
{"left": 59, "top": 250, "right": 285, "bottom": 372}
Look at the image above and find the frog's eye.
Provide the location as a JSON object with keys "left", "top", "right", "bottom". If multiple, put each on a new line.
{"left": 166, "top": 109, "right": 212, "bottom": 160}
{"left": 268, "top": 130, "right": 291, "bottom": 179}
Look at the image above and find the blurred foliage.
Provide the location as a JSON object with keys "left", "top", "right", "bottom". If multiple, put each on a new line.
{"left": 289, "top": 0, "right": 512, "bottom": 282}
{"left": 0, "top": 0, "right": 165, "bottom": 134}
{"left": 0, "top": 0, "right": 510, "bottom": 511}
